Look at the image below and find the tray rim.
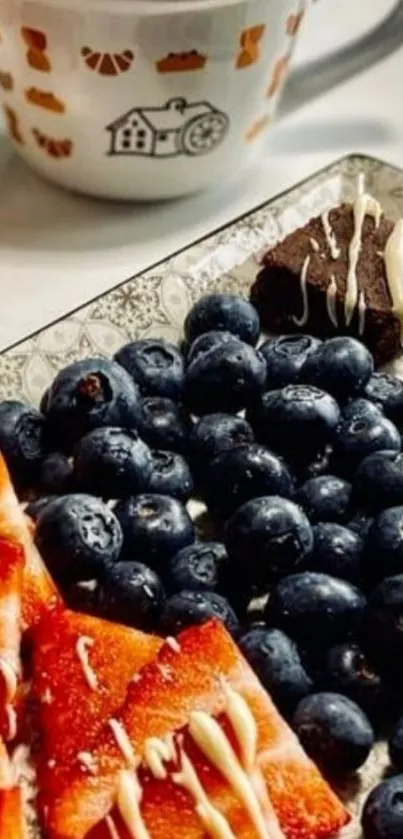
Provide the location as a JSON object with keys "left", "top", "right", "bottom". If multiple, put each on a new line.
{"left": 3, "top": 151, "right": 402, "bottom": 358}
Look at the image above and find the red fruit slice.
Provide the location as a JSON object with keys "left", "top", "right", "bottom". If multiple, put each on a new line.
{"left": 46, "top": 619, "right": 349, "bottom": 839}
{"left": 0, "top": 454, "right": 61, "bottom": 629}
{"left": 0, "top": 538, "right": 23, "bottom": 741}
{"left": 31, "top": 606, "right": 162, "bottom": 827}
{"left": 0, "top": 737, "right": 25, "bottom": 838}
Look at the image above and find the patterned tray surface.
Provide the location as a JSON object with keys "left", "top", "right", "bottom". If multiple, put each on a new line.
{"left": 5, "top": 153, "right": 403, "bottom": 838}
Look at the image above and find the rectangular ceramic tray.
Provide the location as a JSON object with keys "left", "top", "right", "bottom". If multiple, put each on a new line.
{"left": 5, "top": 152, "right": 403, "bottom": 839}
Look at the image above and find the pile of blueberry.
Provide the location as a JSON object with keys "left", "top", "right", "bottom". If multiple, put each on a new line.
{"left": 6, "top": 292, "right": 403, "bottom": 836}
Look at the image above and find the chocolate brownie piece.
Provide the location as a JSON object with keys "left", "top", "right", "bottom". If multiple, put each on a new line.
{"left": 250, "top": 202, "right": 400, "bottom": 365}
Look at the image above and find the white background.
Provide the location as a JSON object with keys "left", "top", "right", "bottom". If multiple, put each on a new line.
{"left": 0, "top": 0, "right": 401, "bottom": 350}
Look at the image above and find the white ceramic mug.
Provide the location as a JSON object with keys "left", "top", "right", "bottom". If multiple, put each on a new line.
{"left": 0, "top": 0, "right": 401, "bottom": 200}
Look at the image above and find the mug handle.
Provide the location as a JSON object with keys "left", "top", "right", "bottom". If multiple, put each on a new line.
{"left": 279, "top": 0, "right": 403, "bottom": 117}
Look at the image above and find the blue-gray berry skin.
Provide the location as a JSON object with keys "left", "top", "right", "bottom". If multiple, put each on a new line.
{"left": 293, "top": 692, "right": 374, "bottom": 772}
{"left": 115, "top": 338, "right": 185, "bottom": 400}
{"left": 159, "top": 589, "right": 240, "bottom": 637}
{"left": 364, "top": 372, "right": 403, "bottom": 429}
{"left": 74, "top": 427, "right": 153, "bottom": 498}
{"left": 296, "top": 475, "right": 352, "bottom": 524}
{"left": 0, "top": 400, "right": 48, "bottom": 488}
{"left": 305, "top": 523, "right": 363, "bottom": 585}
{"left": 165, "top": 542, "right": 228, "bottom": 594}
{"left": 184, "top": 338, "right": 266, "bottom": 416}
{"left": 362, "top": 775, "right": 403, "bottom": 839}
{"left": 354, "top": 451, "right": 403, "bottom": 512}
{"left": 145, "top": 450, "right": 194, "bottom": 503}
{"left": 301, "top": 336, "right": 374, "bottom": 400}
{"left": 260, "top": 334, "right": 322, "bottom": 389}
{"left": 137, "top": 397, "right": 192, "bottom": 454}
{"left": 184, "top": 293, "right": 260, "bottom": 346}
{"left": 115, "top": 493, "right": 195, "bottom": 571}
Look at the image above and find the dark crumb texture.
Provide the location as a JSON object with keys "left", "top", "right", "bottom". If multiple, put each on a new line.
{"left": 250, "top": 203, "right": 399, "bottom": 365}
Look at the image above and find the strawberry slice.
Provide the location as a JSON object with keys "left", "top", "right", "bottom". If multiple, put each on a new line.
{"left": 0, "top": 738, "right": 25, "bottom": 838}
{"left": 46, "top": 619, "right": 349, "bottom": 839}
{"left": 0, "top": 538, "right": 23, "bottom": 742}
{"left": 31, "top": 605, "right": 162, "bottom": 828}
{"left": 0, "top": 454, "right": 61, "bottom": 629}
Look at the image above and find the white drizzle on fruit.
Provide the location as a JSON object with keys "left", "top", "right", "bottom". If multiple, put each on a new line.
{"left": 189, "top": 710, "right": 271, "bottom": 839}
{"left": 117, "top": 769, "right": 151, "bottom": 839}
{"left": 75, "top": 636, "right": 98, "bottom": 691}
{"left": 109, "top": 719, "right": 136, "bottom": 768}
{"left": 345, "top": 174, "right": 382, "bottom": 326}
{"left": 173, "top": 748, "right": 237, "bottom": 839}
{"left": 358, "top": 291, "right": 367, "bottom": 337}
{"left": 321, "top": 210, "right": 341, "bottom": 260}
{"left": 221, "top": 681, "right": 257, "bottom": 773}
{"left": 165, "top": 636, "right": 181, "bottom": 654}
{"left": 385, "top": 218, "right": 403, "bottom": 342}
{"left": 292, "top": 255, "right": 310, "bottom": 327}
{"left": 5, "top": 705, "right": 17, "bottom": 742}
{"left": 143, "top": 735, "right": 176, "bottom": 780}
{"left": 0, "top": 658, "right": 19, "bottom": 741}
{"left": 77, "top": 751, "right": 97, "bottom": 774}
{"left": 326, "top": 275, "right": 338, "bottom": 328}
{"left": 105, "top": 815, "right": 121, "bottom": 839}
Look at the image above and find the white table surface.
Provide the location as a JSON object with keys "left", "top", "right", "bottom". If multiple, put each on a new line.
{"left": 0, "top": 0, "right": 402, "bottom": 351}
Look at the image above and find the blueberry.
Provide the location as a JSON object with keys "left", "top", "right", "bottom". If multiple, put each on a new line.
{"left": 115, "top": 494, "right": 194, "bottom": 571}
{"left": 160, "top": 589, "right": 240, "bottom": 636}
{"left": 203, "top": 444, "right": 294, "bottom": 519}
{"left": 184, "top": 293, "right": 260, "bottom": 346}
{"left": 249, "top": 385, "right": 340, "bottom": 461}
{"left": 46, "top": 358, "right": 143, "bottom": 451}
{"left": 297, "top": 446, "right": 333, "bottom": 483}
{"left": 321, "top": 642, "right": 392, "bottom": 719}
{"left": 266, "top": 572, "right": 366, "bottom": 648}
{"left": 333, "top": 410, "right": 400, "bottom": 473}
{"left": 35, "top": 494, "right": 123, "bottom": 587}
{"left": 389, "top": 717, "right": 403, "bottom": 771}
{"left": 73, "top": 427, "right": 153, "bottom": 499}
{"left": 239, "top": 626, "right": 313, "bottom": 715}
{"left": 305, "top": 523, "right": 363, "bottom": 584}
{"left": 187, "top": 331, "right": 237, "bottom": 365}
{"left": 145, "top": 450, "right": 194, "bottom": 503}
{"left": 0, "top": 400, "right": 48, "bottom": 489}
{"left": 348, "top": 510, "right": 374, "bottom": 540}
{"left": 296, "top": 475, "right": 352, "bottom": 523}
{"left": 225, "top": 496, "right": 313, "bottom": 593}
{"left": 65, "top": 579, "right": 101, "bottom": 615}
{"left": 362, "top": 775, "right": 403, "bottom": 839}
{"left": 115, "top": 338, "right": 185, "bottom": 400}
{"left": 190, "top": 413, "right": 254, "bottom": 470}
{"left": 301, "top": 336, "right": 374, "bottom": 400}
{"left": 25, "top": 496, "right": 56, "bottom": 522}
{"left": 40, "top": 452, "right": 74, "bottom": 495}
{"left": 342, "top": 397, "right": 384, "bottom": 423}
{"left": 364, "top": 508, "right": 403, "bottom": 584}
{"left": 365, "top": 575, "right": 403, "bottom": 678}
{"left": 354, "top": 452, "right": 403, "bottom": 512}
{"left": 184, "top": 338, "right": 266, "bottom": 415}
{"left": 364, "top": 372, "right": 403, "bottom": 429}
{"left": 293, "top": 692, "right": 374, "bottom": 773}
{"left": 259, "top": 334, "right": 322, "bottom": 389}
{"left": 137, "top": 397, "right": 191, "bottom": 454}
{"left": 166, "top": 541, "right": 227, "bottom": 593}
{"left": 98, "top": 561, "right": 165, "bottom": 630}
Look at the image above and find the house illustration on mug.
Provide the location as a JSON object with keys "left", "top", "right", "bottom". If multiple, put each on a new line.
{"left": 106, "top": 97, "right": 230, "bottom": 158}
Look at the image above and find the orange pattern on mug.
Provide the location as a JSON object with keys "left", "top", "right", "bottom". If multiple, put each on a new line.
{"left": 156, "top": 51, "right": 207, "bottom": 73}
{"left": 0, "top": 71, "right": 14, "bottom": 91}
{"left": 32, "top": 127, "right": 73, "bottom": 158}
{"left": 25, "top": 87, "right": 65, "bottom": 113}
{"left": 236, "top": 24, "right": 266, "bottom": 69}
{"left": 3, "top": 105, "right": 24, "bottom": 144}
{"left": 286, "top": 9, "right": 305, "bottom": 36}
{"left": 81, "top": 47, "right": 134, "bottom": 75}
{"left": 267, "top": 55, "right": 289, "bottom": 97}
{"left": 21, "top": 27, "right": 51, "bottom": 72}
{"left": 245, "top": 114, "right": 270, "bottom": 142}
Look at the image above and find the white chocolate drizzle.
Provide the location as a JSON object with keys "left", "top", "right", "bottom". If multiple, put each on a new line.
{"left": 5, "top": 705, "right": 17, "bottom": 742}
{"left": 77, "top": 751, "right": 97, "bottom": 774}
{"left": 358, "top": 291, "right": 366, "bottom": 337}
{"left": 221, "top": 682, "right": 257, "bottom": 773}
{"left": 385, "top": 218, "right": 403, "bottom": 342}
{"left": 292, "top": 255, "right": 310, "bottom": 327}
{"left": 105, "top": 815, "right": 121, "bottom": 839}
{"left": 173, "top": 749, "right": 237, "bottom": 839}
{"left": 326, "top": 275, "right": 338, "bottom": 328}
{"left": 109, "top": 719, "right": 136, "bottom": 768}
{"left": 117, "top": 769, "right": 151, "bottom": 839}
{"left": 345, "top": 178, "right": 383, "bottom": 325}
{"left": 165, "top": 636, "right": 181, "bottom": 654}
{"left": 0, "top": 658, "right": 18, "bottom": 703}
{"left": 309, "top": 236, "right": 320, "bottom": 253}
{"left": 321, "top": 210, "right": 341, "bottom": 260}
{"left": 75, "top": 636, "right": 98, "bottom": 691}
{"left": 143, "top": 735, "right": 176, "bottom": 780}
{"left": 189, "top": 711, "right": 271, "bottom": 839}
